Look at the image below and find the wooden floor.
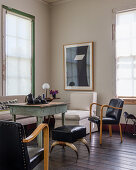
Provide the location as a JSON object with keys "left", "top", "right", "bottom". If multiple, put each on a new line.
{"left": 49, "top": 132, "right": 136, "bottom": 170}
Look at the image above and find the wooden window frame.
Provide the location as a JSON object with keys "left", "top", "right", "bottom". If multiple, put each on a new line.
{"left": 2, "top": 5, "right": 35, "bottom": 96}
{"left": 115, "top": 9, "right": 136, "bottom": 105}
{"left": 117, "top": 96, "right": 136, "bottom": 105}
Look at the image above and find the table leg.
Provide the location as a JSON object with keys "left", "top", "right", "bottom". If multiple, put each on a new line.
{"left": 62, "top": 112, "right": 65, "bottom": 126}
{"left": 37, "top": 117, "right": 43, "bottom": 148}
{"left": 12, "top": 115, "right": 16, "bottom": 122}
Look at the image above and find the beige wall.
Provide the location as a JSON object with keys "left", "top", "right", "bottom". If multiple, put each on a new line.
{"left": 50, "top": 0, "right": 136, "bottom": 123}
{"left": 0, "top": 0, "right": 50, "bottom": 96}
{"left": 0, "top": 0, "right": 136, "bottom": 124}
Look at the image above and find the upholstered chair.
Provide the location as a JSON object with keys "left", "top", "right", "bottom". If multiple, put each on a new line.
{"left": 0, "top": 121, "right": 49, "bottom": 170}
{"left": 55, "top": 92, "right": 97, "bottom": 134}
{"left": 88, "top": 99, "right": 124, "bottom": 145}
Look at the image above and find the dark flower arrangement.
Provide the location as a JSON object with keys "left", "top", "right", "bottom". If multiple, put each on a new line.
{"left": 50, "top": 90, "right": 58, "bottom": 95}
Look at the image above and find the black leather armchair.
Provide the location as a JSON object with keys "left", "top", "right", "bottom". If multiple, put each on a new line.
{"left": 88, "top": 99, "right": 124, "bottom": 145}
{"left": 0, "top": 121, "right": 49, "bottom": 170}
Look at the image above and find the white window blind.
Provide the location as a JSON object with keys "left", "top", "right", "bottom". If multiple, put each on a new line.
{"left": 116, "top": 10, "right": 136, "bottom": 97}
{"left": 4, "top": 11, "right": 32, "bottom": 95}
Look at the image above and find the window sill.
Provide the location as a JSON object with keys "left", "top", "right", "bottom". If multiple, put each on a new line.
{"left": 118, "top": 97, "right": 136, "bottom": 105}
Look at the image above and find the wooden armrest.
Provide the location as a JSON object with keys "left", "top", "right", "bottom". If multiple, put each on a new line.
{"left": 101, "top": 104, "right": 122, "bottom": 110}
{"left": 23, "top": 123, "right": 49, "bottom": 170}
{"left": 90, "top": 103, "right": 102, "bottom": 117}
{"left": 90, "top": 103, "right": 102, "bottom": 107}
{"left": 23, "top": 123, "right": 48, "bottom": 143}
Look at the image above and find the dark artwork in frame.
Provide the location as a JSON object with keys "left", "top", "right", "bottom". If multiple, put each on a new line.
{"left": 64, "top": 42, "right": 94, "bottom": 91}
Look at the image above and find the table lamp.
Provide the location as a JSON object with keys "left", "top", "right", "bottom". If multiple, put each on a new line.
{"left": 42, "top": 83, "right": 50, "bottom": 98}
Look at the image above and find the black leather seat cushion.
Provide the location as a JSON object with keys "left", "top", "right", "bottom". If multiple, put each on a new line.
{"left": 52, "top": 125, "right": 86, "bottom": 143}
{"left": 88, "top": 116, "right": 119, "bottom": 125}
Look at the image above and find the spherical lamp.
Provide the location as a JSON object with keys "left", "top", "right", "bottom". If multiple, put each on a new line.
{"left": 42, "top": 83, "right": 50, "bottom": 98}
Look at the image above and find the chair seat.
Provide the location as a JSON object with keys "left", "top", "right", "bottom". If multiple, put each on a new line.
{"left": 88, "top": 116, "right": 119, "bottom": 124}
{"left": 52, "top": 125, "right": 86, "bottom": 143}
{"left": 54, "top": 110, "right": 89, "bottom": 121}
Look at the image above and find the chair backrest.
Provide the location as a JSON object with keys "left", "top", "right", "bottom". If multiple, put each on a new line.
{"left": 0, "top": 121, "right": 31, "bottom": 170}
{"left": 106, "top": 99, "right": 124, "bottom": 122}
{"left": 69, "top": 92, "right": 97, "bottom": 111}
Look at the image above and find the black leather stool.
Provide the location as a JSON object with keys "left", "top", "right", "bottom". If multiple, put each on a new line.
{"left": 50, "top": 125, "right": 90, "bottom": 159}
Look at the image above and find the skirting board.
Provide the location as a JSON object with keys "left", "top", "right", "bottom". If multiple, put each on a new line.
{"left": 103, "top": 124, "right": 136, "bottom": 134}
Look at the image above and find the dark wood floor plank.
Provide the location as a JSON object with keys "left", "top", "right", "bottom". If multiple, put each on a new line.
{"left": 49, "top": 132, "right": 136, "bottom": 170}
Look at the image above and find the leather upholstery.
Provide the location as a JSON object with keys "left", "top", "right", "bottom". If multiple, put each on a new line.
{"left": 88, "top": 116, "right": 119, "bottom": 124}
{"left": 0, "top": 121, "right": 44, "bottom": 170}
{"left": 52, "top": 125, "right": 86, "bottom": 143}
{"left": 106, "top": 99, "right": 124, "bottom": 122}
{"left": 89, "top": 99, "right": 124, "bottom": 125}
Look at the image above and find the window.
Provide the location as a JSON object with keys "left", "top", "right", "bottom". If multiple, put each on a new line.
{"left": 2, "top": 6, "right": 35, "bottom": 96}
{"left": 116, "top": 10, "right": 136, "bottom": 98}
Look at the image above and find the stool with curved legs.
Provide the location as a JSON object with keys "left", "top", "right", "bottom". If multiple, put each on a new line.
{"left": 50, "top": 125, "right": 90, "bottom": 160}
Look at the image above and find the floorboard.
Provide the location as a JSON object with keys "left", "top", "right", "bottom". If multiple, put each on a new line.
{"left": 49, "top": 132, "right": 136, "bottom": 170}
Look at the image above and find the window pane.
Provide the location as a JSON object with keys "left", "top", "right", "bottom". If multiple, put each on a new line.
{"left": 16, "top": 39, "right": 31, "bottom": 58}
{"left": 5, "top": 12, "right": 32, "bottom": 96}
{"left": 6, "top": 36, "right": 17, "bottom": 57}
{"left": 19, "top": 59, "right": 31, "bottom": 78}
{"left": 6, "top": 78, "right": 19, "bottom": 95}
{"left": 116, "top": 10, "right": 136, "bottom": 97}
{"left": 6, "top": 14, "right": 17, "bottom": 36}
{"left": 6, "top": 57, "right": 18, "bottom": 77}
{"left": 116, "top": 40, "right": 131, "bottom": 57}
{"left": 17, "top": 17, "right": 31, "bottom": 40}
{"left": 117, "top": 79, "right": 133, "bottom": 96}
{"left": 134, "top": 80, "right": 136, "bottom": 96}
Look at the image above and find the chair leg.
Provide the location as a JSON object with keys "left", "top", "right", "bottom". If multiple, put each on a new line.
{"left": 78, "top": 138, "right": 90, "bottom": 154}
{"left": 119, "top": 123, "right": 123, "bottom": 143}
{"left": 109, "top": 125, "right": 112, "bottom": 137}
{"left": 90, "top": 122, "right": 91, "bottom": 139}
{"left": 100, "top": 122, "right": 102, "bottom": 145}
{"left": 50, "top": 141, "right": 78, "bottom": 159}
{"left": 43, "top": 126, "right": 49, "bottom": 170}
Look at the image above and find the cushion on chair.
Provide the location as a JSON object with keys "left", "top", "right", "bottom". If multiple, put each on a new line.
{"left": 69, "top": 92, "right": 97, "bottom": 111}
{"left": 88, "top": 116, "right": 119, "bottom": 124}
{"left": 52, "top": 125, "right": 86, "bottom": 143}
{"left": 54, "top": 110, "right": 89, "bottom": 121}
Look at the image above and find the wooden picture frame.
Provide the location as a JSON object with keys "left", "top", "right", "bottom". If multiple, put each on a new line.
{"left": 63, "top": 42, "right": 94, "bottom": 91}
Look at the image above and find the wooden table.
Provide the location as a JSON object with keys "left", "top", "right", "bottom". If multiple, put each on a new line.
{"left": 8, "top": 102, "right": 67, "bottom": 147}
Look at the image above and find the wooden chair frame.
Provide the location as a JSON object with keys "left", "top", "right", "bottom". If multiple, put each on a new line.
{"left": 90, "top": 103, "right": 123, "bottom": 145}
{"left": 23, "top": 123, "right": 49, "bottom": 170}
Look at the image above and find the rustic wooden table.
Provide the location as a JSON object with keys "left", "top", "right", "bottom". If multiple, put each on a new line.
{"left": 9, "top": 102, "right": 67, "bottom": 147}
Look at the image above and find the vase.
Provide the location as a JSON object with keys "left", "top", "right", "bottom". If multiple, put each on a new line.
{"left": 52, "top": 94, "right": 56, "bottom": 99}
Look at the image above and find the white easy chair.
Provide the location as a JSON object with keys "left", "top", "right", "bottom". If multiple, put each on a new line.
{"left": 55, "top": 92, "right": 97, "bottom": 134}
